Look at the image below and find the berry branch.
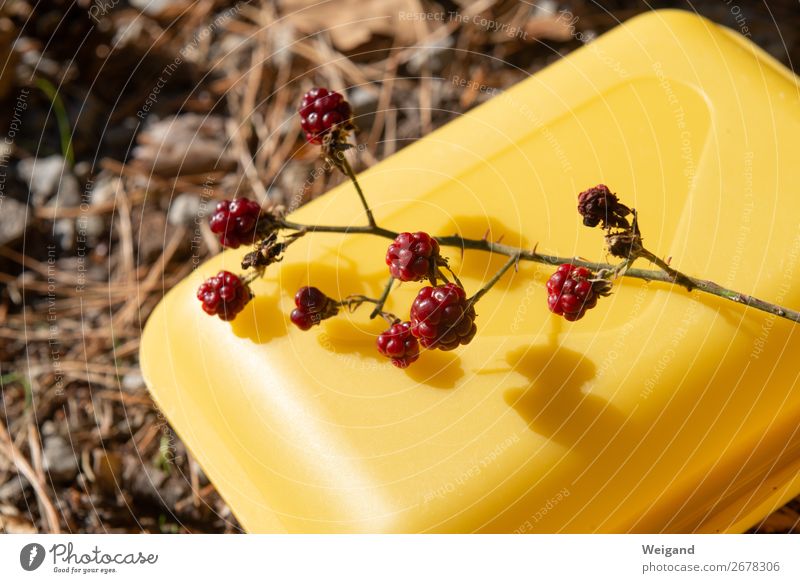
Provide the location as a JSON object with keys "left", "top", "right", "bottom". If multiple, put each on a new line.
{"left": 332, "top": 151, "right": 376, "bottom": 228}
{"left": 275, "top": 215, "right": 800, "bottom": 323}
{"left": 636, "top": 249, "right": 695, "bottom": 290}
{"left": 338, "top": 293, "right": 399, "bottom": 324}
{"left": 195, "top": 87, "right": 800, "bottom": 370}
{"left": 468, "top": 254, "right": 519, "bottom": 306}
{"left": 369, "top": 277, "right": 395, "bottom": 320}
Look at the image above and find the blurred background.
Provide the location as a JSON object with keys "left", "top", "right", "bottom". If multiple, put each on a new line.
{"left": 0, "top": 0, "right": 798, "bottom": 533}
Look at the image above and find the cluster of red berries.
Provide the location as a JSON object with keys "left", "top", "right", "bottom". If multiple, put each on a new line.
{"left": 299, "top": 87, "right": 353, "bottom": 144}
{"left": 284, "top": 284, "right": 425, "bottom": 369}
{"left": 410, "top": 283, "right": 476, "bottom": 350}
{"left": 385, "top": 231, "right": 440, "bottom": 282}
{"left": 197, "top": 270, "right": 251, "bottom": 321}
{"left": 546, "top": 264, "right": 601, "bottom": 321}
{"left": 285, "top": 278, "right": 476, "bottom": 366}
{"left": 376, "top": 322, "right": 419, "bottom": 368}
{"left": 196, "top": 87, "right": 616, "bottom": 371}
{"left": 209, "top": 198, "right": 262, "bottom": 249}
{"left": 283, "top": 230, "right": 476, "bottom": 365}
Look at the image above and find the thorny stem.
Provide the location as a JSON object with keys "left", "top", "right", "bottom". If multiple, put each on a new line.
{"left": 335, "top": 151, "right": 377, "bottom": 228}
{"left": 339, "top": 293, "right": 397, "bottom": 324}
{"left": 469, "top": 254, "right": 519, "bottom": 306}
{"left": 369, "top": 277, "right": 395, "bottom": 320}
{"left": 597, "top": 257, "right": 634, "bottom": 281}
{"left": 274, "top": 216, "right": 800, "bottom": 324}
{"left": 637, "top": 248, "right": 695, "bottom": 290}
{"left": 440, "top": 260, "right": 464, "bottom": 288}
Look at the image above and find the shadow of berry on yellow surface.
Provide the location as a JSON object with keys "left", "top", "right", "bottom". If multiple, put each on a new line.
{"left": 503, "top": 345, "right": 633, "bottom": 453}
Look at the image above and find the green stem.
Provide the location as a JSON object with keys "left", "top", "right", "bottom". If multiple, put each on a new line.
{"left": 35, "top": 78, "right": 75, "bottom": 166}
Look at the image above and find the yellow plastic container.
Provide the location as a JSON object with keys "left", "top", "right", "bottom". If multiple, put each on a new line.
{"left": 141, "top": 10, "right": 800, "bottom": 533}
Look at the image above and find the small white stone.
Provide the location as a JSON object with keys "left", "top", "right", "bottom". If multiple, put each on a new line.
{"left": 168, "top": 193, "right": 202, "bottom": 227}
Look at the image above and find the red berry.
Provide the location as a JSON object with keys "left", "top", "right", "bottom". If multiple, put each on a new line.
{"left": 289, "top": 310, "right": 314, "bottom": 330}
{"left": 209, "top": 198, "right": 262, "bottom": 248}
{"left": 410, "top": 283, "right": 477, "bottom": 351}
{"left": 386, "top": 231, "right": 440, "bottom": 282}
{"left": 299, "top": 87, "right": 353, "bottom": 144}
{"left": 197, "top": 271, "right": 251, "bottom": 321}
{"left": 546, "top": 264, "right": 599, "bottom": 321}
{"left": 376, "top": 321, "right": 420, "bottom": 368}
{"left": 290, "top": 286, "right": 338, "bottom": 330}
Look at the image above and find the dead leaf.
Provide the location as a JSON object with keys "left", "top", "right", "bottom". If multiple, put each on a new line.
{"left": 0, "top": 512, "right": 37, "bottom": 534}
{"left": 522, "top": 15, "right": 574, "bottom": 43}
{"left": 279, "top": 0, "right": 422, "bottom": 51}
{"left": 132, "top": 114, "right": 237, "bottom": 176}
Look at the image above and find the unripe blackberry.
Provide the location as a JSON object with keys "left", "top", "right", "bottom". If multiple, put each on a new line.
{"left": 385, "top": 231, "right": 440, "bottom": 282}
{"left": 197, "top": 271, "right": 251, "bottom": 321}
{"left": 410, "top": 283, "right": 476, "bottom": 351}
{"left": 546, "top": 264, "right": 604, "bottom": 321}
{"left": 299, "top": 87, "right": 353, "bottom": 144}
{"left": 376, "top": 321, "right": 420, "bottom": 368}
{"left": 209, "top": 198, "right": 262, "bottom": 249}
{"left": 290, "top": 286, "right": 339, "bottom": 330}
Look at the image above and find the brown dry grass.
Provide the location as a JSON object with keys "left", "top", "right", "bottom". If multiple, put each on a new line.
{"left": 0, "top": 0, "right": 798, "bottom": 533}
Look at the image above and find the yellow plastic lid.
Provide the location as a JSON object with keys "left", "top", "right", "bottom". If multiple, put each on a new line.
{"left": 141, "top": 9, "right": 800, "bottom": 533}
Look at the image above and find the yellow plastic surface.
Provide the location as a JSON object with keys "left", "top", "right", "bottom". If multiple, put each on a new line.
{"left": 141, "top": 10, "right": 800, "bottom": 533}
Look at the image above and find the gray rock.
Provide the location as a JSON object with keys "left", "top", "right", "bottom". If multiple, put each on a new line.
{"left": 73, "top": 161, "right": 92, "bottom": 183}
{"left": 77, "top": 174, "right": 120, "bottom": 240}
{"left": 121, "top": 370, "right": 145, "bottom": 393}
{"left": 53, "top": 218, "right": 75, "bottom": 251}
{"left": 42, "top": 436, "right": 79, "bottom": 482}
{"left": 128, "top": 0, "right": 178, "bottom": 16}
{"left": 167, "top": 193, "right": 201, "bottom": 227}
{"left": 17, "top": 155, "right": 80, "bottom": 208}
{"left": 348, "top": 87, "right": 379, "bottom": 128}
{"left": 89, "top": 175, "right": 120, "bottom": 206}
{"left": 0, "top": 477, "right": 26, "bottom": 501}
{"left": 534, "top": 0, "right": 558, "bottom": 16}
{"left": 406, "top": 36, "right": 454, "bottom": 75}
{"left": 0, "top": 197, "right": 29, "bottom": 246}
{"left": 126, "top": 462, "right": 167, "bottom": 497}
{"left": 81, "top": 215, "right": 106, "bottom": 241}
